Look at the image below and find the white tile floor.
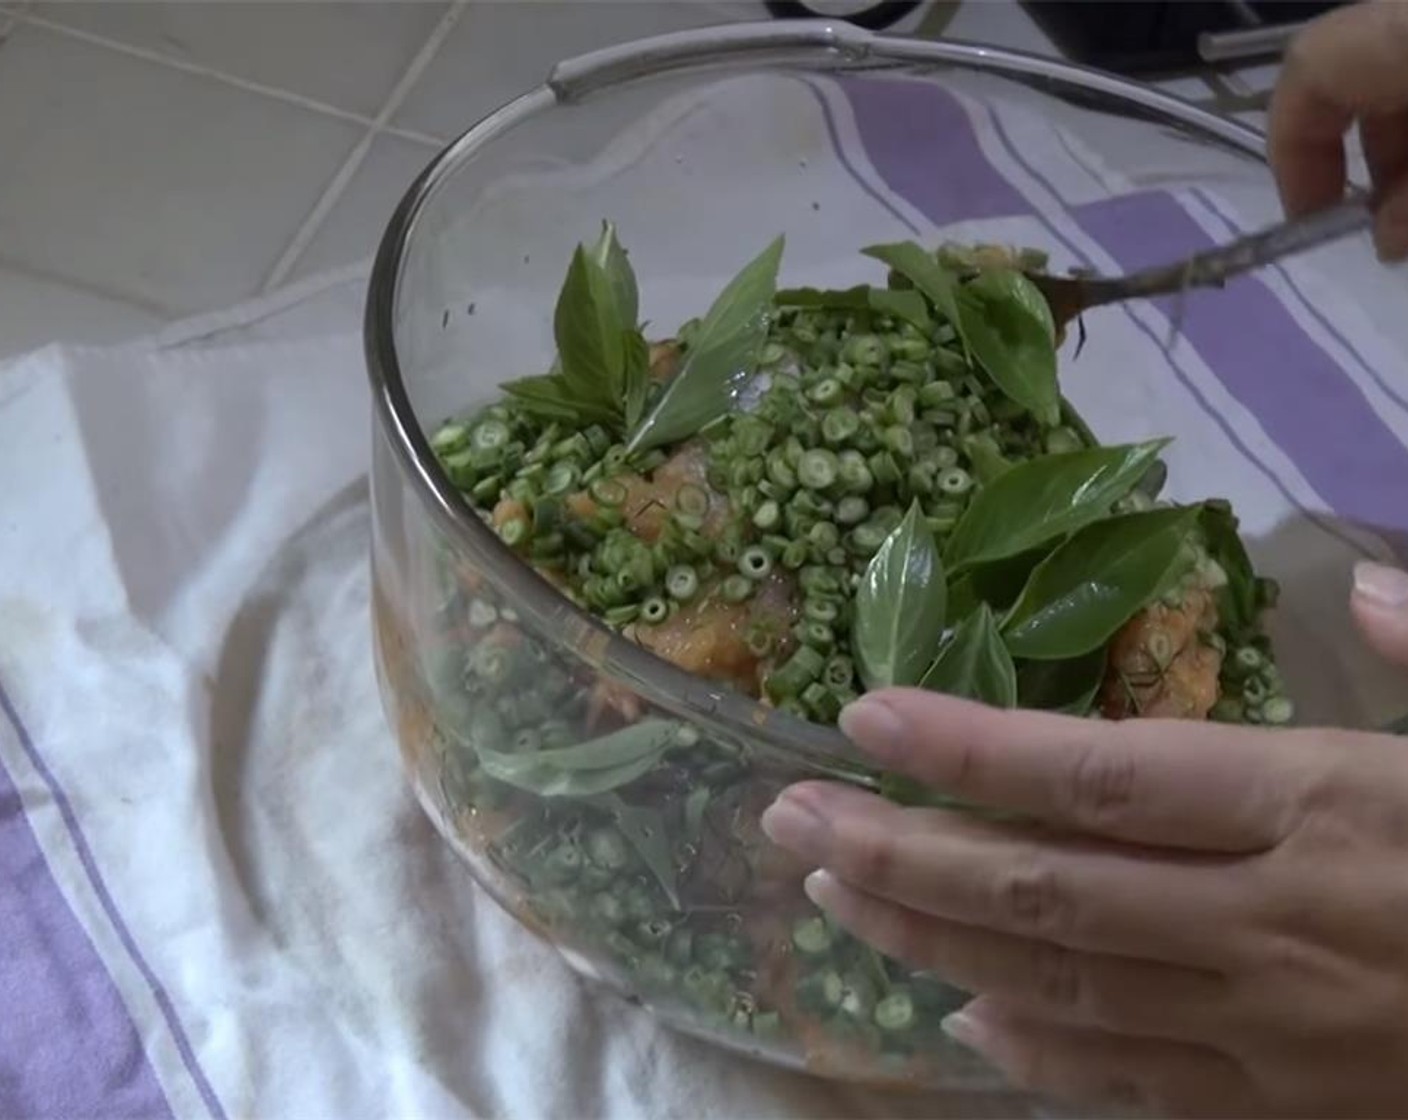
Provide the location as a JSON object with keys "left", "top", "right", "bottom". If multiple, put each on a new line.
{"left": 0, "top": 0, "right": 777, "bottom": 357}
{"left": 0, "top": 0, "right": 1276, "bottom": 361}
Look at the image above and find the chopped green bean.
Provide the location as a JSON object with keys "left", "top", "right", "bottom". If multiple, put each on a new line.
{"left": 738, "top": 547, "right": 773, "bottom": 581}
{"left": 798, "top": 449, "right": 840, "bottom": 491}
{"left": 874, "top": 991, "right": 915, "bottom": 1032}
{"left": 792, "top": 916, "right": 832, "bottom": 955}
{"left": 937, "top": 466, "right": 973, "bottom": 496}
{"left": 753, "top": 499, "right": 781, "bottom": 531}
{"left": 666, "top": 565, "right": 700, "bottom": 602}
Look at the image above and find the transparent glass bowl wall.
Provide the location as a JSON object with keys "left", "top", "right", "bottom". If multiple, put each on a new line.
{"left": 366, "top": 22, "right": 1395, "bottom": 1088}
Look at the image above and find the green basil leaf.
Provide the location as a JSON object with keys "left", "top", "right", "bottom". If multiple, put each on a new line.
{"left": 627, "top": 237, "right": 784, "bottom": 454}
{"left": 593, "top": 793, "right": 679, "bottom": 909}
{"left": 945, "top": 440, "right": 1172, "bottom": 572}
{"left": 957, "top": 271, "right": 1059, "bottom": 426}
{"left": 589, "top": 221, "right": 639, "bottom": 329}
{"left": 478, "top": 750, "right": 662, "bottom": 797}
{"left": 878, "top": 773, "right": 1018, "bottom": 822}
{"left": 586, "top": 222, "right": 647, "bottom": 423}
{"left": 854, "top": 502, "right": 948, "bottom": 689}
{"left": 475, "top": 719, "right": 681, "bottom": 797}
{"left": 966, "top": 547, "right": 1049, "bottom": 612}
{"left": 554, "top": 244, "right": 626, "bottom": 404}
{"left": 879, "top": 773, "right": 968, "bottom": 810}
{"left": 621, "top": 328, "right": 650, "bottom": 431}
{"left": 1198, "top": 500, "right": 1259, "bottom": 637}
{"left": 1135, "top": 459, "right": 1168, "bottom": 501}
{"left": 501, "top": 372, "right": 622, "bottom": 428}
{"left": 861, "top": 242, "right": 965, "bottom": 340}
{"left": 945, "top": 572, "right": 979, "bottom": 624}
{"left": 525, "top": 719, "right": 683, "bottom": 770}
{"left": 870, "top": 289, "right": 932, "bottom": 331}
{"left": 972, "top": 267, "right": 1056, "bottom": 342}
{"left": 1003, "top": 506, "right": 1202, "bottom": 660}
{"left": 775, "top": 284, "right": 932, "bottom": 331}
{"left": 962, "top": 432, "right": 1013, "bottom": 484}
{"left": 919, "top": 603, "right": 1016, "bottom": 707}
{"left": 499, "top": 374, "right": 584, "bottom": 423}
{"left": 683, "top": 786, "right": 712, "bottom": 844}
{"left": 775, "top": 284, "right": 872, "bottom": 311}
{"left": 1016, "top": 648, "right": 1108, "bottom": 714}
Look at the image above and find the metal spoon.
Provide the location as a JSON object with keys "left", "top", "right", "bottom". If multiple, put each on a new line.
{"left": 1026, "top": 194, "right": 1374, "bottom": 344}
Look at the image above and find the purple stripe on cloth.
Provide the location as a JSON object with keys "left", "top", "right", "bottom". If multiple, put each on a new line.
{"left": 802, "top": 80, "right": 920, "bottom": 237}
{"left": 0, "top": 680, "right": 228, "bottom": 1120}
{"left": 1190, "top": 187, "right": 1408, "bottom": 414}
{"left": 837, "top": 75, "right": 1027, "bottom": 225}
{"left": 1073, "top": 190, "right": 1408, "bottom": 542}
{"left": 0, "top": 733, "right": 171, "bottom": 1117}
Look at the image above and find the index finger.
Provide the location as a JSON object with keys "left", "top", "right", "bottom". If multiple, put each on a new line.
{"left": 1270, "top": 1, "right": 1408, "bottom": 215}
{"left": 839, "top": 690, "right": 1326, "bottom": 852}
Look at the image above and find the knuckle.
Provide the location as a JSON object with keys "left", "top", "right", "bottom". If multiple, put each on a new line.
{"left": 1029, "top": 941, "right": 1083, "bottom": 1010}
{"left": 1064, "top": 740, "right": 1137, "bottom": 828}
{"left": 1280, "top": 29, "right": 1316, "bottom": 84}
{"left": 1097, "top": 1076, "right": 1151, "bottom": 1114}
{"left": 1284, "top": 7, "right": 1341, "bottom": 81}
{"left": 882, "top": 909, "right": 941, "bottom": 972}
{"left": 1381, "top": 0, "right": 1408, "bottom": 58}
{"left": 987, "top": 1028, "right": 1042, "bottom": 1090}
{"left": 948, "top": 734, "right": 981, "bottom": 791}
{"left": 999, "top": 853, "right": 1071, "bottom": 938}
{"left": 1280, "top": 753, "right": 1360, "bottom": 847}
{"left": 845, "top": 831, "right": 898, "bottom": 890}
{"left": 992, "top": 1032, "right": 1137, "bottom": 1110}
{"left": 1251, "top": 927, "right": 1313, "bottom": 980}
{"left": 1328, "top": 976, "right": 1406, "bottom": 1043}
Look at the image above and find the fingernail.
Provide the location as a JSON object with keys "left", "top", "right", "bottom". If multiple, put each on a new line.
{"left": 1354, "top": 561, "right": 1408, "bottom": 608}
{"left": 802, "top": 868, "right": 838, "bottom": 909}
{"left": 760, "top": 792, "right": 826, "bottom": 857}
{"left": 838, "top": 695, "right": 906, "bottom": 763}
{"left": 941, "top": 1010, "right": 992, "bottom": 1055}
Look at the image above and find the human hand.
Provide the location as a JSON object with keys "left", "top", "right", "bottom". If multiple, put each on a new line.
{"left": 761, "top": 562, "right": 1408, "bottom": 1116}
{"left": 1270, "top": 0, "right": 1408, "bottom": 260}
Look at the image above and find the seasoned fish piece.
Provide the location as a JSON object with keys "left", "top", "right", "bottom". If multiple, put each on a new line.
{"left": 567, "top": 441, "right": 731, "bottom": 544}
{"left": 634, "top": 573, "right": 797, "bottom": 692}
{"left": 1099, "top": 588, "right": 1223, "bottom": 720}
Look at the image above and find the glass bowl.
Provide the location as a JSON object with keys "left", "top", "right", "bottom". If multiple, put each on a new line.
{"left": 365, "top": 20, "right": 1406, "bottom": 1091}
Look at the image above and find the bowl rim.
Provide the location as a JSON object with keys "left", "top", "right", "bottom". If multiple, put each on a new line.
{"left": 363, "top": 19, "right": 1268, "bottom": 780}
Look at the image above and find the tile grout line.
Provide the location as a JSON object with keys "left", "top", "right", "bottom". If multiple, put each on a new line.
{"left": 258, "top": 0, "right": 468, "bottom": 294}
{"left": 11, "top": 8, "right": 449, "bottom": 149}
{"left": 0, "top": 1, "right": 31, "bottom": 42}
{"left": 0, "top": 252, "right": 172, "bottom": 318}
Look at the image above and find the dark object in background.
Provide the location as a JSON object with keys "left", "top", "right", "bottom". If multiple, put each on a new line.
{"left": 763, "top": 1, "right": 922, "bottom": 32}
{"left": 764, "top": 1, "right": 1345, "bottom": 71}
{"left": 1020, "top": 1, "right": 1342, "bottom": 74}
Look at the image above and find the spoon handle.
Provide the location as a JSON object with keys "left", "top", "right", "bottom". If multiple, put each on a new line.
{"left": 1076, "top": 194, "right": 1375, "bottom": 309}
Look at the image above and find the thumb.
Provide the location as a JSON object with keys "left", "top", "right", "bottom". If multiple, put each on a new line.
{"left": 1350, "top": 561, "right": 1408, "bottom": 667}
{"left": 1369, "top": 175, "right": 1408, "bottom": 262}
